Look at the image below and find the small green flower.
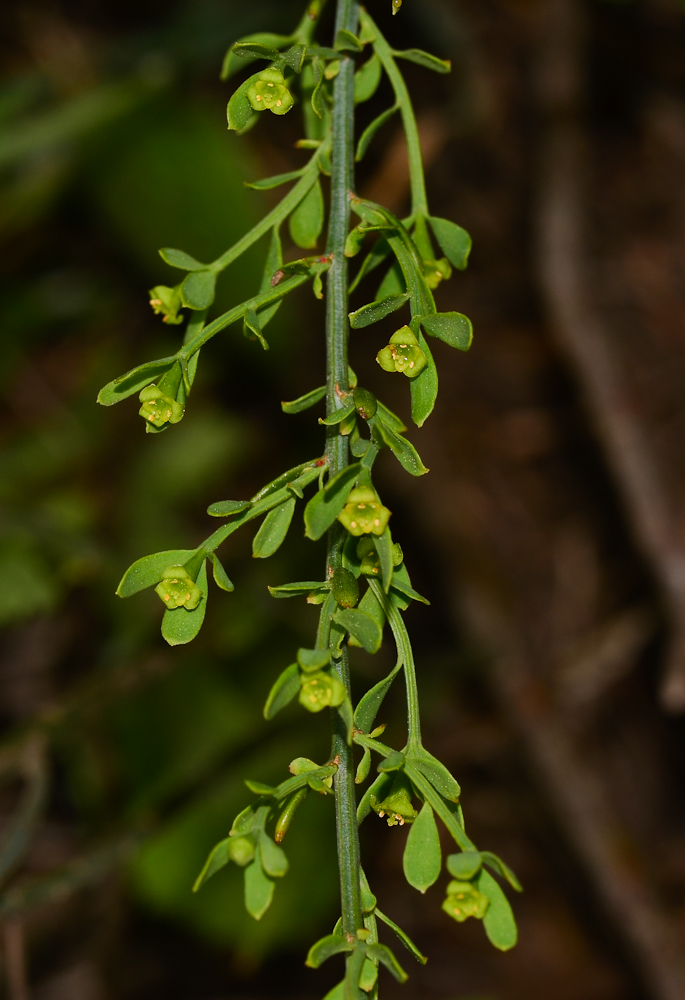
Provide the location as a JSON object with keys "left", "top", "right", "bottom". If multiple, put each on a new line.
{"left": 139, "top": 385, "right": 184, "bottom": 429}
{"left": 422, "top": 257, "right": 452, "bottom": 290}
{"left": 373, "top": 774, "right": 418, "bottom": 827}
{"left": 442, "top": 881, "right": 489, "bottom": 922}
{"left": 247, "top": 68, "right": 294, "bottom": 116}
{"left": 154, "top": 566, "right": 202, "bottom": 610}
{"left": 227, "top": 834, "right": 256, "bottom": 867}
{"left": 148, "top": 284, "right": 183, "bottom": 325}
{"left": 376, "top": 326, "right": 427, "bottom": 378}
{"left": 299, "top": 671, "right": 347, "bottom": 713}
{"left": 338, "top": 487, "right": 391, "bottom": 537}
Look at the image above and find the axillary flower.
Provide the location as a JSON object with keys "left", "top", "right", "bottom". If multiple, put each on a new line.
{"left": 442, "top": 881, "right": 489, "bottom": 923}
{"left": 376, "top": 326, "right": 427, "bottom": 378}
{"left": 299, "top": 671, "right": 347, "bottom": 712}
{"left": 247, "top": 68, "right": 294, "bottom": 116}
{"left": 338, "top": 487, "right": 391, "bottom": 537}
{"left": 154, "top": 566, "right": 202, "bottom": 610}
{"left": 373, "top": 774, "right": 418, "bottom": 827}
{"left": 139, "top": 385, "right": 184, "bottom": 429}
{"left": 422, "top": 256, "right": 452, "bottom": 290}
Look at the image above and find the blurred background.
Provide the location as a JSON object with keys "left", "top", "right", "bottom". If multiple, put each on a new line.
{"left": 1, "top": 0, "right": 685, "bottom": 998}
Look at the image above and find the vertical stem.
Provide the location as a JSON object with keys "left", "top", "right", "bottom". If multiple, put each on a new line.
{"left": 325, "top": 0, "right": 363, "bottom": 940}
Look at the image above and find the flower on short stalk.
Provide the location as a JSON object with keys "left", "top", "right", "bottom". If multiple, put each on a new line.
{"left": 422, "top": 256, "right": 452, "bottom": 290}
{"left": 338, "top": 487, "right": 391, "bottom": 537}
{"left": 299, "top": 671, "right": 347, "bottom": 712}
{"left": 154, "top": 566, "right": 202, "bottom": 610}
{"left": 442, "top": 881, "right": 489, "bottom": 923}
{"left": 376, "top": 326, "right": 427, "bottom": 378}
{"left": 373, "top": 774, "right": 418, "bottom": 827}
{"left": 148, "top": 284, "right": 183, "bottom": 325}
{"left": 139, "top": 385, "right": 184, "bottom": 429}
{"left": 247, "top": 68, "right": 294, "bottom": 115}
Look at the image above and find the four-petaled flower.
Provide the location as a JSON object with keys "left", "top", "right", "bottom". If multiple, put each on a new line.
{"left": 338, "top": 487, "right": 391, "bottom": 536}
{"left": 139, "top": 385, "right": 184, "bottom": 428}
{"left": 247, "top": 68, "right": 294, "bottom": 116}
{"left": 154, "top": 566, "right": 202, "bottom": 610}
{"left": 376, "top": 326, "right": 427, "bottom": 378}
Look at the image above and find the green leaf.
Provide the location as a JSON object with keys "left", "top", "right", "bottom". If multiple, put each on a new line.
{"left": 375, "top": 259, "right": 405, "bottom": 299}
{"left": 116, "top": 549, "right": 195, "bottom": 598}
{"left": 374, "top": 419, "right": 428, "bottom": 476}
{"left": 356, "top": 747, "right": 371, "bottom": 784}
{"left": 310, "top": 57, "right": 326, "bottom": 120}
{"left": 350, "top": 237, "right": 392, "bottom": 293}
{"left": 282, "top": 386, "right": 326, "bottom": 414}
{"left": 323, "top": 982, "right": 345, "bottom": 1000}
{"left": 97, "top": 356, "right": 177, "bottom": 406}
{"left": 226, "top": 71, "right": 262, "bottom": 131}
{"left": 375, "top": 400, "right": 406, "bottom": 433}
{"left": 365, "top": 943, "right": 408, "bottom": 983}
{"left": 408, "top": 749, "right": 461, "bottom": 802}
{"left": 245, "top": 780, "right": 277, "bottom": 796}
{"left": 207, "top": 499, "right": 252, "bottom": 517}
{"left": 389, "top": 577, "right": 428, "bottom": 605}
{"left": 306, "top": 934, "right": 353, "bottom": 968}
{"left": 320, "top": 401, "right": 356, "bottom": 426}
{"left": 283, "top": 43, "right": 307, "bottom": 73}
{"left": 410, "top": 328, "right": 437, "bottom": 427}
{"left": 354, "top": 661, "right": 401, "bottom": 733}
{"left": 357, "top": 771, "right": 393, "bottom": 824}
{"left": 259, "top": 831, "right": 288, "bottom": 878}
{"left": 481, "top": 851, "right": 523, "bottom": 892}
{"left": 372, "top": 528, "right": 394, "bottom": 592}
{"left": 348, "top": 584, "right": 385, "bottom": 648}
{"left": 161, "top": 561, "right": 208, "bottom": 646}
{"left": 244, "top": 308, "right": 269, "bottom": 350}
{"left": 392, "top": 48, "right": 451, "bottom": 73}
{"left": 476, "top": 868, "right": 518, "bottom": 951}
{"left": 356, "top": 105, "right": 398, "bottom": 161}
{"left": 420, "top": 312, "right": 473, "bottom": 351}
{"left": 181, "top": 270, "right": 217, "bottom": 310}
{"left": 268, "top": 580, "right": 329, "bottom": 598}
{"left": 212, "top": 554, "right": 234, "bottom": 592}
{"left": 244, "top": 858, "right": 275, "bottom": 920}
{"left": 298, "top": 647, "right": 332, "bottom": 670}
{"left": 403, "top": 802, "right": 441, "bottom": 892}
{"left": 377, "top": 749, "right": 405, "bottom": 772}
{"left": 375, "top": 909, "right": 427, "bottom": 965}
{"left": 264, "top": 662, "right": 300, "bottom": 719}
{"left": 158, "top": 248, "right": 206, "bottom": 270}
{"left": 354, "top": 53, "right": 382, "bottom": 104}
{"left": 245, "top": 169, "right": 305, "bottom": 191}
{"left": 447, "top": 851, "right": 482, "bottom": 880}
{"left": 334, "top": 608, "right": 382, "bottom": 654}
{"left": 335, "top": 28, "right": 363, "bottom": 52}
{"left": 289, "top": 178, "right": 324, "bottom": 249}
{"left": 427, "top": 216, "right": 472, "bottom": 270}
{"left": 192, "top": 838, "right": 230, "bottom": 892}
{"left": 349, "top": 293, "right": 409, "bottom": 329}
{"left": 252, "top": 497, "right": 296, "bottom": 558}
{"left": 221, "top": 33, "right": 292, "bottom": 79}
{"left": 232, "top": 41, "right": 281, "bottom": 60}
{"left": 304, "top": 464, "right": 359, "bottom": 540}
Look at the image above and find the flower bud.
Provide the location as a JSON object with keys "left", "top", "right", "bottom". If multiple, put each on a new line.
{"left": 299, "top": 671, "right": 347, "bottom": 712}
{"left": 376, "top": 326, "right": 427, "bottom": 378}
{"left": 227, "top": 834, "right": 256, "bottom": 867}
{"left": 331, "top": 567, "right": 359, "bottom": 608}
{"left": 139, "top": 385, "right": 184, "bottom": 429}
{"left": 353, "top": 387, "right": 377, "bottom": 420}
{"left": 247, "top": 68, "right": 294, "bottom": 116}
{"left": 442, "top": 881, "right": 489, "bottom": 922}
{"left": 149, "top": 285, "right": 184, "bottom": 325}
{"left": 154, "top": 566, "right": 202, "bottom": 610}
{"left": 338, "top": 487, "right": 391, "bottom": 537}
{"left": 373, "top": 773, "right": 417, "bottom": 826}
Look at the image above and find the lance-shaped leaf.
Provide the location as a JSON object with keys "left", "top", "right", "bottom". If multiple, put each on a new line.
{"left": 158, "top": 248, "right": 206, "bottom": 270}
{"left": 289, "top": 178, "right": 324, "bottom": 249}
{"left": 244, "top": 309, "right": 269, "bottom": 350}
{"left": 335, "top": 28, "right": 363, "bottom": 51}
{"left": 212, "top": 554, "right": 234, "bottom": 592}
{"left": 354, "top": 660, "right": 402, "bottom": 733}
{"left": 117, "top": 549, "right": 195, "bottom": 598}
{"left": 161, "top": 560, "right": 208, "bottom": 646}
{"left": 304, "top": 463, "right": 359, "bottom": 540}
{"left": 226, "top": 71, "right": 262, "bottom": 131}
{"left": 320, "top": 401, "right": 356, "bottom": 425}
{"left": 264, "top": 662, "right": 300, "bottom": 719}
{"left": 252, "top": 498, "right": 296, "bottom": 558}
{"left": 350, "top": 237, "right": 392, "bottom": 293}
{"left": 356, "top": 104, "right": 398, "bottom": 161}
{"left": 407, "top": 748, "right": 461, "bottom": 802}
{"left": 365, "top": 943, "right": 408, "bottom": 983}
{"left": 282, "top": 385, "right": 326, "bottom": 414}
{"left": 354, "top": 52, "right": 382, "bottom": 104}
{"left": 244, "top": 857, "right": 274, "bottom": 920}
{"left": 349, "top": 292, "right": 409, "bottom": 329}
{"left": 348, "top": 584, "right": 385, "bottom": 649}
{"left": 390, "top": 576, "right": 429, "bottom": 605}
{"left": 410, "top": 327, "right": 438, "bottom": 427}
{"left": 376, "top": 400, "right": 406, "bottom": 433}
{"left": 181, "top": 270, "right": 217, "bottom": 310}
{"left": 476, "top": 867, "right": 518, "bottom": 951}
{"left": 232, "top": 41, "right": 281, "bottom": 61}
{"left": 403, "top": 802, "right": 441, "bottom": 892}
{"left": 374, "top": 419, "right": 428, "bottom": 477}
{"left": 375, "top": 909, "right": 427, "bottom": 964}
{"left": 259, "top": 831, "right": 288, "bottom": 878}
{"left": 428, "top": 216, "right": 472, "bottom": 270}
{"left": 372, "top": 527, "right": 394, "bottom": 592}
{"left": 481, "top": 851, "right": 523, "bottom": 892}
{"left": 192, "top": 837, "right": 230, "bottom": 892}
{"left": 310, "top": 56, "right": 326, "bottom": 119}
{"left": 207, "top": 499, "right": 251, "bottom": 518}
{"left": 98, "top": 356, "right": 177, "bottom": 406}
{"left": 245, "top": 168, "right": 306, "bottom": 191}
{"left": 245, "top": 780, "right": 277, "bottom": 796}
{"left": 334, "top": 608, "right": 382, "bottom": 654}
{"left": 420, "top": 312, "right": 473, "bottom": 352}
{"left": 221, "top": 33, "right": 292, "bottom": 79}
{"left": 268, "top": 580, "right": 329, "bottom": 598}
{"left": 392, "top": 48, "right": 451, "bottom": 73}
{"left": 306, "top": 934, "right": 354, "bottom": 968}
{"left": 376, "top": 259, "right": 405, "bottom": 299}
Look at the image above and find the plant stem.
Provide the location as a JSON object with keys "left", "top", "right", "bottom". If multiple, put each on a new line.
{"left": 326, "top": 0, "right": 363, "bottom": 940}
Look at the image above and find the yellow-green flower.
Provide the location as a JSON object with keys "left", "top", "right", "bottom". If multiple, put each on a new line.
{"left": 154, "top": 566, "right": 202, "bottom": 610}
{"left": 442, "top": 880, "right": 489, "bottom": 922}
{"left": 422, "top": 257, "right": 452, "bottom": 290}
{"left": 338, "top": 487, "right": 391, "bottom": 537}
{"left": 247, "top": 68, "right": 294, "bottom": 116}
{"left": 376, "top": 326, "right": 427, "bottom": 378}
{"left": 299, "top": 671, "right": 347, "bottom": 713}
{"left": 139, "top": 385, "right": 184, "bottom": 429}
{"left": 373, "top": 774, "right": 418, "bottom": 827}
{"left": 148, "top": 284, "right": 183, "bottom": 325}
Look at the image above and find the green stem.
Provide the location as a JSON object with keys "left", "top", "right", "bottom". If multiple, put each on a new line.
{"left": 369, "top": 580, "right": 422, "bottom": 752}
{"left": 361, "top": 9, "right": 428, "bottom": 218}
{"left": 326, "top": 0, "right": 362, "bottom": 941}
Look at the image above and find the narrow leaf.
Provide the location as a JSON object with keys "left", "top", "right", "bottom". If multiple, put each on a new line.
{"left": 348, "top": 584, "right": 385, "bottom": 648}
{"left": 264, "top": 662, "right": 300, "bottom": 719}
{"left": 354, "top": 661, "right": 401, "bottom": 733}
{"left": 159, "top": 248, "right": 206, "bottom": 270}
{"left": 97, "top": 356, "right": 176, "bottom": 406}
{"left": 244, "top": 858, "right": 274, "bottom": 920}
{"left": 245, "top": 169, "right": 305, "bottom": 191}
{"left": 221, "top": 33, "right": 291, "bottom": 79}
{"left": 375, "top": 400, "right": 406, "bottom": 433}
{"left": 354, "top": 53, "right": 382, "bottom": 104}
{"left": 227, "top": 72, "right": 261, "bottom": 131}
{"left": 409, "top": 328, "right": 437, "bottom": 427}
{"left": 375, "top": 420, "right": 428, "bottom": 477}
{"left": 161, "top": 561, "right": 208, "bottom": 646}
{"left": 304, "top": 464, "right": 359, "bottom": 540}
{"left": 335, "top": 28, "right": 363, "bottom": 52}
{"left": 282, "top": 385, "right": 326, "bottom": 414}
{"left": 428, "top": 216, "right": 472, "bottom": 270}
{"left": 408, "top": 749, "right": 461, "bottom": 802}
{"left": 252, "top": 498, "right": 296, "bottom": 558}
{"left": 420, "top": 312, "right": 473, "bottom": 352}
{"left": 207, "top": 499, "right": 252, "bottom": 518}
{"left": 181, "top": 270, "right": 217, "bottom": 310}
{"left": 372, "top": 528, "right": 394, "bottom": 593}
{"left": 481, "top": 851, "right": 523, "bottom": 892}
{"left": 232, "top": 41, "right": 280, "bottom": 60}
{"left": 476, "top": 868, "right": 518, "bottom": 951}
{"left": 349, "top": 293, "right": 409, "bottom": 329}
{"left": 390, "top": 577, "right": 429, "bottom": 605}
{"left": 116, "top": 549, "right": 194, "bottom": 598}
{"left": 356, "top": 105, "right": 398, "bottom": 161}
{"left": 375, "top": 908, "right": 427, "bottom": 965}
{"left": 289, "top": 178, "right": 324, "bottom": 249}
{"left": 334, "top": 608, "right": 382, "bottom": 654}
{"left": 306, "top": 934, "right": 353, "bottom": 968}
{"left": 375, "top": 259, "right": 405, "bottom": 299}
{"left": 268, "top": 581, "right": 328, "bottom": 598}
{"left": 212, "top": 554, "right": 234, "bottom": 592}
{"left": 320, "top": 401, "right": 355, "bottom": 425}
{"left": 259, "top": 831, "right": 289, "bottom": 878}
{"left": 365, "top": 943, "right": 408, "bottom": 983}
{"left": 392, "top": 48, "right": 451, "bottom": 73}
{"left": 403, "top": 802, "right": 441, "bottom": 892}
{"left": 349, "top": 237, "right": 392, "bottom": 293}
{"left": 193, "top": 838, "right": 230, "bottom": 892}
{"left": 310, "top": 57, "right": 326, "bottom": 120}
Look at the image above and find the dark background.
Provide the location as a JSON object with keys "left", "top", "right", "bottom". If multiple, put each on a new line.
{"left": 1, "top": 0, "right": 685, "bottom": 998}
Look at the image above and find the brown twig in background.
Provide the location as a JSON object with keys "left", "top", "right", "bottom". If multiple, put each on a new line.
{"left": 3, "top": 920, "right": 29, "bottom": 1000}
